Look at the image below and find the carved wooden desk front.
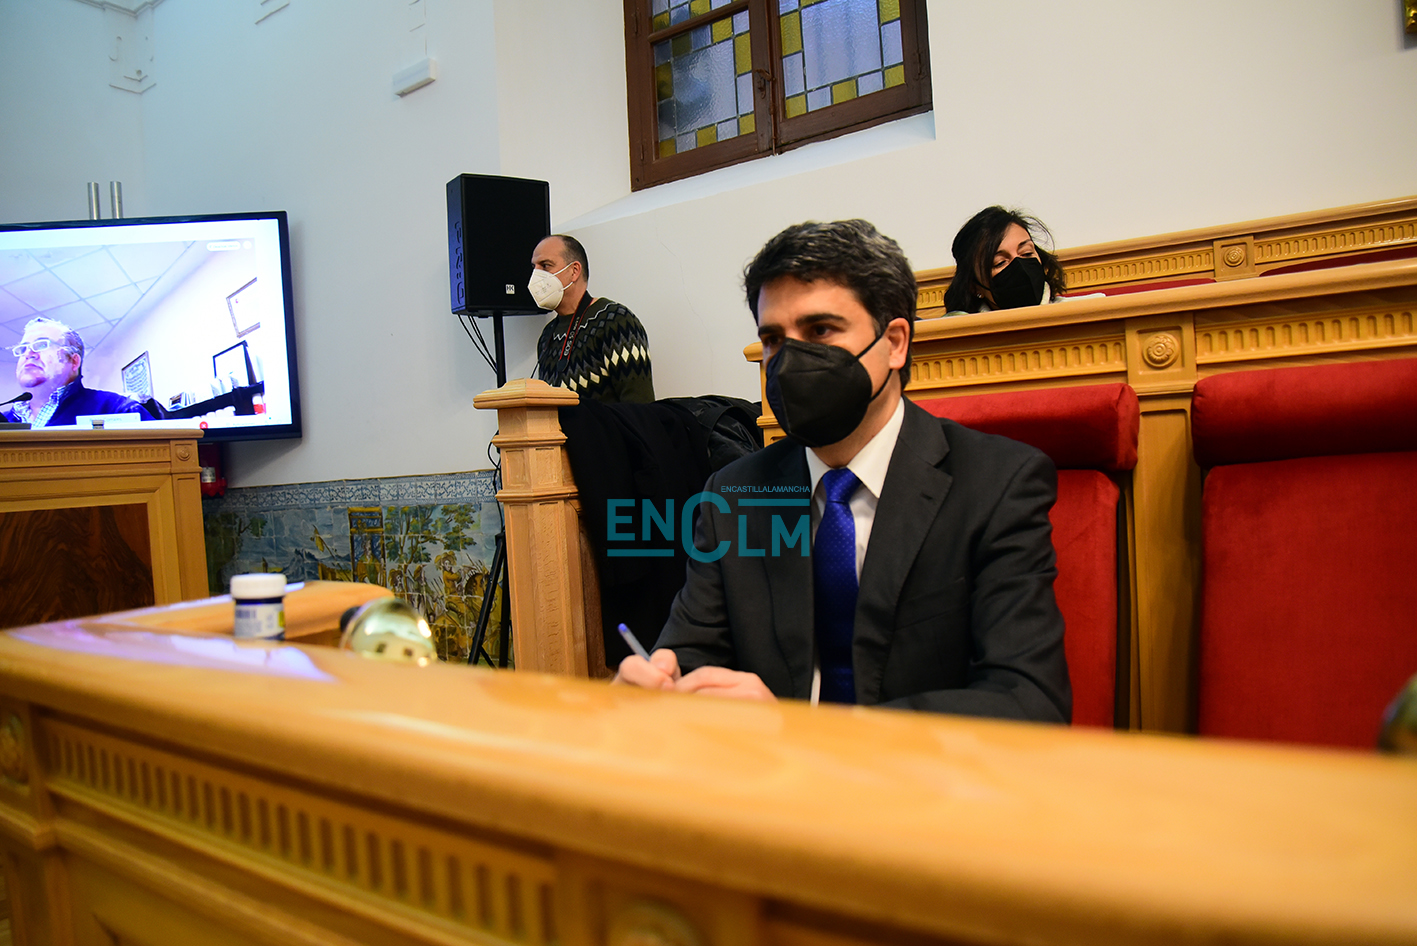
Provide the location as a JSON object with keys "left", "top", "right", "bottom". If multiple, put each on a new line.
{"left": 0, "top": 428, "right": 208, "bottom": 628}
{"left": 0, "top": 595, "right": 1412, "bottom": 945}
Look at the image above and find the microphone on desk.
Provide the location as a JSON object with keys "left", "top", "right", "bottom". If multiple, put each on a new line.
{"left": 0, "top": 392, "right": 31, "bottom": 408}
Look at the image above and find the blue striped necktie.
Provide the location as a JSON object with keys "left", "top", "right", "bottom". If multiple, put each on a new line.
{"left": 815, "top": 467, "right": 861, "bottom": 704}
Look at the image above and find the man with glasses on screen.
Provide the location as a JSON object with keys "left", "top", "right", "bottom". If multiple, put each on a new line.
{"left": 2, "top": 317, "right": 156, "bottom": 428}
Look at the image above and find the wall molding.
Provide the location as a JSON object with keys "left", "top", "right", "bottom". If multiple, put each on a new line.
{"left": 68, "top": 0, "right": 165, "bottom": 93}
{"left": 1195, "top": 306, "right": 1417, "bottom": 365}
{"left": 70, "top": 0, "right": 165, "bottom": 14}
{"left": 907, "top": 338, "right": 1127, "bottom": 392}
{"left": 43, "top": 716, "right": 559, "bottom": 945}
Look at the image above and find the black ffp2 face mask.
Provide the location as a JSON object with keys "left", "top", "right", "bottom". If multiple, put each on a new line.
{"left": 765, "top": 334, "right": 889, "bottom": 448}
{"left": 988, "top": 255, "right": 1047, "bottom": 310}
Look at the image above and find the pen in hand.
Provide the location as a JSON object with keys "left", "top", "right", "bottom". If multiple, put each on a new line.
{"left": 617, "top": 623, "right": 653, "bottom": 663}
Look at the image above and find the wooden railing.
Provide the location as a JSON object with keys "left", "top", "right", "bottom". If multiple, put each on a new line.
{"left": 0, "top": 596, "right": 1413, "bottom": 945}
{"left": 101, "top": 578, "right": 393, "bottom": 644}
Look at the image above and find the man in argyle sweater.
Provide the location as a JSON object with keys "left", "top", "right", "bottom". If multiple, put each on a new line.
{"left": 531, "top": 235, "right": 654, "bottom": 404}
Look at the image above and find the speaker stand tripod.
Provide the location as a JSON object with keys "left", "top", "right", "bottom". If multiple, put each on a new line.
{"left": 462, "top": 311, "right": 512, "bottom": 669}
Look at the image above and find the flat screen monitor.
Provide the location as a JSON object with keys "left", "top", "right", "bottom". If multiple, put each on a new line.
{"left": 0, "top": 211, "right": 301, "bottom": 442}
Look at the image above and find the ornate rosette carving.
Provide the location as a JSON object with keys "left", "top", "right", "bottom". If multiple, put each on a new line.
{"left": 608, "top": 901, "right": 704, "bottom": 946}
{"left": 1143, "top": 333, "right": 1180, "bottom": 370}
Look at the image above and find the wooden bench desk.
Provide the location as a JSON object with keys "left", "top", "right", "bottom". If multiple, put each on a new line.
{"left": 0, "top": 598, "right": 1413, "bottom": 945}
{"left": 8, "top": 199, "right": 1415, "bottom": 943}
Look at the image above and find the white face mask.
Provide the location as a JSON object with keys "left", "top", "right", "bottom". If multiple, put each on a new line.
{"left": 528, "top": 262, "right": 574, "bottom": 310}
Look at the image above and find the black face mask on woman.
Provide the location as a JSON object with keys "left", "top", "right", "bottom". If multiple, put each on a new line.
{"left": 988, "top": 255, "right": 1047, "bottom": 310}
{"left": 765, "top": 334, "right": 890, "bottom": 448}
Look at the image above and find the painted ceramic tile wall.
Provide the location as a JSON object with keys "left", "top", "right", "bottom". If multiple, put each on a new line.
{"left": 203, "top": 470, "right": 507, "bottom": 664}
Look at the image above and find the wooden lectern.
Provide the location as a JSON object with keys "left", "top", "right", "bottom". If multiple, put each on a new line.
{"left": 0, "top": 428, "right": 209, "bottom": 628}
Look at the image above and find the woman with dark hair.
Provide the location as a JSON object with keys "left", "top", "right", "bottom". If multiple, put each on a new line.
{"left": 942, "top": 206, "right": 1067, "bottom": 314}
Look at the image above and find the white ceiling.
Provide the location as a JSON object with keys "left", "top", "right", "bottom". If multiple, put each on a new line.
{"left": 0, "top": 241, "right": 206, "bottom": 355}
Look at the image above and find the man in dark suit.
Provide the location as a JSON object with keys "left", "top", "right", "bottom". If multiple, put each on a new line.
{"left": 615, "top": 220, "right": 1070, "bottom": 722}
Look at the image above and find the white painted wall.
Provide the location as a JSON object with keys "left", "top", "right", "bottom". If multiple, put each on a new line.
{"left": 2, "top": 0, "right": 1415, "bottom": 486}
{"left": 86, "top": 248, "right": 299, "bottom": 428}
{"left": 139, "top": 0, "right": 505, "bottom": 486}
{"left": 495, "top": 0, "right": 1417, "bottom": 404}
{"left": 0, "top": 0, "right": 147, "bottom": 222}
{"left": 0, "top": 0, "right": 505, "bottom": 487}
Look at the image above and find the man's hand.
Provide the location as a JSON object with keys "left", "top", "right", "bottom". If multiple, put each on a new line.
{"left": 675, "top": 666, "right": 777, "bottom": 702}
{"left": 613, "top": 653, "right": 776, "bottom": 702}
{"left": 612, "top": 648, "right": 681, "bottom": 690}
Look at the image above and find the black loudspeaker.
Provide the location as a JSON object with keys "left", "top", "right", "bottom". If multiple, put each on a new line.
{"left": 447, "top": 173, "right": 550, "bottom": 315}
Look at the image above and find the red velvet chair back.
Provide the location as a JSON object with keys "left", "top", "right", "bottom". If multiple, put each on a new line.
{"left": 1192, "top": 358, "right": 1417, "bottom": 748}
{"left": 917, "top": 384, "right": 1140, "bottom": 728}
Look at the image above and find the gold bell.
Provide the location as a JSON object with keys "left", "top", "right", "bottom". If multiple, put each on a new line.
{"left": 339, "top": 598, "right": 437, "bottom": 665}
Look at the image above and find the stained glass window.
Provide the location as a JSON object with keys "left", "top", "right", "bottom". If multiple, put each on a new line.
{"left": 652, "top": 4, "right": 754, "bottom": 158}
{"left": 779, "top": 0, "right": 904, "bottom": 119}
{"left": 626, "top": 0, "right": 930, "bottom": 190}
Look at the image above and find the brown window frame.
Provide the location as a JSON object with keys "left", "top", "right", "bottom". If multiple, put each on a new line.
{"left": 624, "top": 0, "right": 931, "bottom": 191}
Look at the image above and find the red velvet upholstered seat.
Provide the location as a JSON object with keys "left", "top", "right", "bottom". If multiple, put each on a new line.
{"left": 1257, "top": 245, "right": 1417, "bottom": 277}
{"left": 917, "top": 384, "right": 1140, "bottom": 727}
{"left": 1193, "top": 358, "right": 1417, "bottom": 748}
{"left": 1067, "top": 276, "right": 1215, "bottom": 297}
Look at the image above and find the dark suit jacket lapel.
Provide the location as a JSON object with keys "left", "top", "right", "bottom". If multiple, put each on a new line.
{"left": 853, "top": 402, "right": 953, "bottom": 704}
{"left": 761, "top": 445, "right": 815, "bottom": 698}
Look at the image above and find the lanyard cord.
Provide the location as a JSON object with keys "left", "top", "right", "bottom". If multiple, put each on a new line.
{"left": 557, "top": 294, "right": 595, "bottom": 361}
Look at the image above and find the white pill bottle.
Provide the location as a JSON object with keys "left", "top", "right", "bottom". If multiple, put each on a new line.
{"left": 231, "top": 573, "right": 287, "bottom": 640}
